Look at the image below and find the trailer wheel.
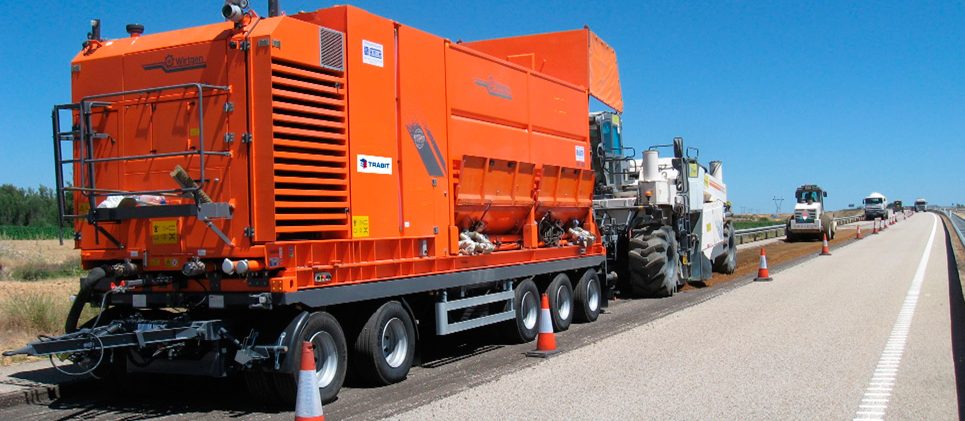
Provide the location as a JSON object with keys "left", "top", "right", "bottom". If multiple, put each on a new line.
{"left": 713, "top": 222, "right": 736, "bottom": 274}
{"left": 627, "top": 226, "right": 679, "bottom": 297}
{"left": 504, "top": 279, "right": 540, "bottom": 343}
{"left": 351, "top": 301, "right": 416, "bottom": 385}
{"left": 270, "top": 311, "right": 348, "bottom": 404}
{"left": 545, "top": 273, "right": 573, "bottom": 332}
{"left": 573, "top": 269, "right": 601, "bottom": 323}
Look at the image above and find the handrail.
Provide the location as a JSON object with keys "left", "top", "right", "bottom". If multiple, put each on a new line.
{"left": 733, "top": 214, "right": 866, "bottom": 245}
{"left": 52, "top": 82, "right": 231, "bottom": 246}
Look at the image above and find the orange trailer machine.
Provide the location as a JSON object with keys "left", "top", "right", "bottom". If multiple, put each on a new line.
{"left": 6, "top": 1, "right": 622, "bottom": 403}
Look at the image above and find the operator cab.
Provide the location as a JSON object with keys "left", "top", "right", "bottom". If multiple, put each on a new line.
{"left": 795, "top": 185, "right": 826, "bottom": 206}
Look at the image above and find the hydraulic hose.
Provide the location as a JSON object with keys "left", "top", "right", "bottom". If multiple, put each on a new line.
{"left": 65, "top": 267, "right": 107, "bottom": 333}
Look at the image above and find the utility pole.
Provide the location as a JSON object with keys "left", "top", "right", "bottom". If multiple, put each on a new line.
{"left": 772, "top": 196, "right": 784, "bottom": 215}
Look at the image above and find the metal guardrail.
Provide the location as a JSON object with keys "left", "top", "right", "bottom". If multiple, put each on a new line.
{"left": 733, "top": 214, "right": 866, "bottom": 245}
{"left": 942, "top": 209, "right": 965, "bottom": 247}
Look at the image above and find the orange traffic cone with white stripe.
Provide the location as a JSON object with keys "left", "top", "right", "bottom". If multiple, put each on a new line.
{"left": 872, "top": 220, "right": 879, "bottom": 235}
{"left": 856, "top": 225, "right": 863, "bottom": 240}
{"left": 754, "top": 247, "right": 773, "bottom": 282}
{"left": 819, "top": 233, "right": 832, "bottom": 256}
{"left": 295, "top": 341, "right": 325, "bottom": 421}
{"left": 526, "top": 293, "right": 560, "bottom": 358}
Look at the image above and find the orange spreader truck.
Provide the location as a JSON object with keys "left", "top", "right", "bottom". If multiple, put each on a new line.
{"left": 4, "top": 1, "right": 625, "bottom": 403}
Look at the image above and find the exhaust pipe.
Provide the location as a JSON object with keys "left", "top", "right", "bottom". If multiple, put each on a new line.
{"left": 88, "top": 19, "right": 102, "bottom": 42}
{"left": 268, "top": 0, "right": 280, "bottom": 17}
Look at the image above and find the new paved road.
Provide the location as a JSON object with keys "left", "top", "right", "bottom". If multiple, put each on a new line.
{"left": 395, "top": 213, "right": 958, "bottom": 420}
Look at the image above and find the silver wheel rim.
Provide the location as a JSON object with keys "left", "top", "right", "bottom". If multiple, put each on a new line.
{"left": 586, "top": 278, "right": 600, "bottom": 312}
{"left": 381, "top": 317, "right": 408, "bottom": 369}
{"left": 309, "top": 331, "right": 338, "bottom": 388}
{"left": 556, "top": 283, "right": 571, "bottom": 320}
{"left": 521, "top": 291, "right": 538, "bottom": 330}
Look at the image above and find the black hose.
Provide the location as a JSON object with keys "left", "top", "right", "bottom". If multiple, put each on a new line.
{"left": 65, "top": 267, "right": 106, "bottom": 333}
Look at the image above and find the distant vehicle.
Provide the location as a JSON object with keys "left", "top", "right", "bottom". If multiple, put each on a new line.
{"left": 864, "top": 192, "right": 891, "bottom": 220}
{"left": 889, "top": 200, "right": 904, "bottom": 213}
{"left": 914, "top": 198, "right": 927, "bottom": 212}
{"left": 786, "top": 184, "right": 835, "bottom": 241}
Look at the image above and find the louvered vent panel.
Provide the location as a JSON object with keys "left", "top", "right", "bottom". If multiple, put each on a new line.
{"left": 271, "top": 58, "right": 348, "bottom": 240}
{"left": 319, "top": 27, "right": 345, "bottom": 71}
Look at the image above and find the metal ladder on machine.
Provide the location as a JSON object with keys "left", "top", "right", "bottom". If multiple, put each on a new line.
{"left": 51, "top": 83, "right": 235, "bottom": 249}
{"left": 52, "top": 101, "right": 113, "bottom": 246}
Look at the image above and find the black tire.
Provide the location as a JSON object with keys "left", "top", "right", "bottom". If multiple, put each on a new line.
{"left": 269, "top": 311, "right": 348, "bottom": 405}
{"left": 503, "top": 279, "right": 540, "bottom": 343}
{"left": 786, "top": 231, "right": 797, "bottom": 242}
{"left": 545, "top": 273, "right": 573, "bottom": 332}
{"left": 713, "top": 222, "right": 736, "bottom": 274}
{"left": 627, "top": 226, "right": 679, "bottom": 297}
{"left": 350, "top": 301, "right": 416, "bottom": 386}
{"left": 573, "top": 269, "right": 602, "bottom": 323}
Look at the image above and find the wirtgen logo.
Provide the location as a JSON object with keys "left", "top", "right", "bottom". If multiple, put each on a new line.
{"left": 143, "top": 55, "right": 207, "bottom": 73}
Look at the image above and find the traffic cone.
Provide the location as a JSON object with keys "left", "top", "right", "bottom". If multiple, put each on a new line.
{"left": 754, "top": 247, "right": 773, "bottom": 282}
{"left": 526, "top": 294, "right": 560, "bottom": 358}
{"left": 872, "top": 220, "right": 879, "bottom": 235}
{"left": 856, "top": 225, "right": 863, "bottom": 239}
{"left": 295, "top": 341, "right": 325, "bottom": 421}
{"left": 819, "top": 233, "right": 832, "bottom": 256}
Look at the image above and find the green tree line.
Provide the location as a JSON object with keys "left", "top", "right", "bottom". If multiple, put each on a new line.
{"left": 0, "top": 184, "right": 70, "bottom": 227}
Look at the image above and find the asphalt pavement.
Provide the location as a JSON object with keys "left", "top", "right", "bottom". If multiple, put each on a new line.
{"left": 394, "top": 213, "right": 958, "bottom": 420}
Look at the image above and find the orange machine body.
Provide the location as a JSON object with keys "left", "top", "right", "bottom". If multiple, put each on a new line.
{"left": 67, "top": 5, "right": 613, "bottom": 295}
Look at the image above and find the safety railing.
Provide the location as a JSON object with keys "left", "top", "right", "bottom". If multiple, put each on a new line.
{"left": 734, "top": 214, "right": 866, "bottom": 245}
{"left": 52, "top": 83, "right": 232, "bottom": 246}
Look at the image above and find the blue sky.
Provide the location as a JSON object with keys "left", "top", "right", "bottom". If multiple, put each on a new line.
{"left": 0, "top": 0, "right": 961, "bottom": 212}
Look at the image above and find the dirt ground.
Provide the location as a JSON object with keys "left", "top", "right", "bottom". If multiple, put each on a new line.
{"left": 0, "top": 240, "right": 79, "bottom": 365}
{"left": 683, "top": 222, "right": 864, "bottom": 290}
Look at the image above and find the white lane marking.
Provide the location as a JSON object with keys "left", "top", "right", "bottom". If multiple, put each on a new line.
{"left": 852, "top": 214, "right": 938, "bottom": 421}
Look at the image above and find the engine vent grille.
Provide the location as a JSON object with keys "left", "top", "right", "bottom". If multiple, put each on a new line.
{"left": 319, "top": 27, "right": 345, "bottom": 71}
{"left": 270, "top": 58, "right": 348, "bottom": 240}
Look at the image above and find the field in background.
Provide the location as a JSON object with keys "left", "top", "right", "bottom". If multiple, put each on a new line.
{"left": 0, "top": 239, "right": 87, "bottom": 365}
{"left": 0, "top": 225, "right": 71, "bottom": 240}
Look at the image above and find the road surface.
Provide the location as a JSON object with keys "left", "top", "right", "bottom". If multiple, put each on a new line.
{"left": 395, "top": 213, "right": 958, "bottom": 420}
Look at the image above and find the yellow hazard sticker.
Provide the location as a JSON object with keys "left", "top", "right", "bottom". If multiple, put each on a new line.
{"left": 151, "top": 220, "right": 179, "bottom": 245}
{"left": 688, "top": 162, "right": 699, "bottom": 178}
{"left": 706, "top": 223, "right": 712, "bottom": 233}
{"left": 352, "top": 216, "right": 370, "bottom": 238}
{"left": 189, "top": 127, "right": 200, "bottom": 137}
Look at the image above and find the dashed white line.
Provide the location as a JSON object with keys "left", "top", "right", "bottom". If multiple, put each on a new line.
{"left": 852, "top": 215, "right": 937, "bottom": 421}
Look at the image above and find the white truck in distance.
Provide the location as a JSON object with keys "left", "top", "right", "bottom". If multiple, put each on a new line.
{"left": 864, "top": 192, "right": 892, "bottom": 220}
{"left": 786, "top": 184, "right": 836, "bottom": 241}
{"left": 914, "top": 198, "right": 927, "bottom": 212}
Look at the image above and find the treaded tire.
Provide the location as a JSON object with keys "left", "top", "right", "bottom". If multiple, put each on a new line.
{"left": 627, "top": 226, "right": 679, "bottom": 298}
{"left": 350, "top": 301, "right": 416, "bottom": 386}
{"left": 545, "top": 273, "right": 573, "bottom": 332}
{"left": 503, "top": 279, "right": 540, "bottom": 343}
{"left": 713, "top": 221, "right": 737, "bottom": 274}
{"left": 573, "top": 269, "right": 602, "bottom": 323}
{"left": 270, "top": 311, "right": 348, "bottom": 404}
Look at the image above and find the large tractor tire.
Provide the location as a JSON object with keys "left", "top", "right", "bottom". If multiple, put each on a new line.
{"left": 713, "top": 221, "right": 737, "bottom": 274}
{"left": 627, "top": 226, "right": 680, "bottom": 298}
